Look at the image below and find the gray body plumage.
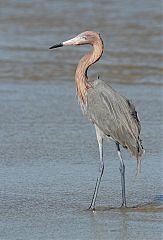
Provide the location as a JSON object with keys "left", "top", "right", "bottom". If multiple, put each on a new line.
{"left": 84, "top": 80, "right": 144, "bottom": 160}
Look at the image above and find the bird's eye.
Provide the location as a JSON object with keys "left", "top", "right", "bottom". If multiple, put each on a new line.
{"left": 82, "top": 36, "right": 87, "bottom": 40}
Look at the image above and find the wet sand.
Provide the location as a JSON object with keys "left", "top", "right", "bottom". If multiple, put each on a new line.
{"left": 0, "top": 0, "right": 162, "bottom": 239}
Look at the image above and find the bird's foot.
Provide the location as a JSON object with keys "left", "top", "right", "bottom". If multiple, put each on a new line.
{"left": 120, "top": 202, "right": 127, "bottom": 208}
{"left": 88, "top": 205, "right": 96, "bottom": 212}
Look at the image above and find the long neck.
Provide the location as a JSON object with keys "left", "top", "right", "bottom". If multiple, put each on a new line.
{"left": 75, "top": 38, "right": 104, "bottom": 105}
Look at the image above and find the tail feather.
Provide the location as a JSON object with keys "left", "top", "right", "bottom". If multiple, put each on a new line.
{"left": 136, "top": 138, "right": 145, "bottom": 175}
{"left": 126, "top": 136, "right": 145, "bottom": 175}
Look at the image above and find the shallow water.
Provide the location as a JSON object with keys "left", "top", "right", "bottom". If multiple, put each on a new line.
{"left": 0, "top": 81, "right": 162, "bottom": 240}
{"left": 0, "top": 0, "right": 162, "bottom": 239}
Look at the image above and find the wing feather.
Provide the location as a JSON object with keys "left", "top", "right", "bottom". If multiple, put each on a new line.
{"left": 84, "top": 80, "right": 144, "bottom": 159}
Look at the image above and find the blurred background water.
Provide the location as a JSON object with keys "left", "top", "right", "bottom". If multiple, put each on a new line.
{"left": 0, "top": 0, "right": 162, "bottom": 239}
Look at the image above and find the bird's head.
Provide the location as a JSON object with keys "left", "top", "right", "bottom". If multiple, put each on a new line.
{"left": 49, "top": 31, "right": 102, "bottom": 49}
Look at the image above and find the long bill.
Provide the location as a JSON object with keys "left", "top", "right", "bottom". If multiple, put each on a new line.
{"left": 49, "top": 36, "right": 81, "bottom": 49}
{"left": 49, "top": 43, "right": 63, "bottom": 49}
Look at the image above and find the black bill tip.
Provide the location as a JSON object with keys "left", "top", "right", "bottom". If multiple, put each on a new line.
{"left": 49, "top": 43, "right": 63, "bottom": 49}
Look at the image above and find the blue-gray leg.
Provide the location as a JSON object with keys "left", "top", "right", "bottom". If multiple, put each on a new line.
{"left": 116, "top": 143, "right": 127, "bottom": 207}
{"left": 89, "top": 127, "right": 104, "bottom": 210}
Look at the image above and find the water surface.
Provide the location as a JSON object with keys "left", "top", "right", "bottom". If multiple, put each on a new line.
{"left": 0, "top": 0, "right": 162, "bottom": 239}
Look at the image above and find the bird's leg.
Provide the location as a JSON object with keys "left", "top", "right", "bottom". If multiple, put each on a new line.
{"left": 116, "top": 143, "right": 127, "bottom": 208}
{"left": 89, "top": 130, "right": 104, "bottom": 210}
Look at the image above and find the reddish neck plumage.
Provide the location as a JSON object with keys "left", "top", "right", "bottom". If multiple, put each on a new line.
{"left": 75, "top": 37, "right": 104, "bottom": 105}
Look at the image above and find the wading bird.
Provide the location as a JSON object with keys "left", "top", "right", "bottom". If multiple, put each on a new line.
{"left": 49, "top": 31, "right": 144, "bottom": 210}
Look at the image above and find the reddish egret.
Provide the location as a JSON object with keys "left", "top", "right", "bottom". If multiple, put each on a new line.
{"left": 49, "top": 31, "right": 144, "bottom": 210}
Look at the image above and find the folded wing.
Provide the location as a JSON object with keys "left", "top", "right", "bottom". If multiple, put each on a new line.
{"left": 85, "top": 80, "right": 144, "bottom": 160}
